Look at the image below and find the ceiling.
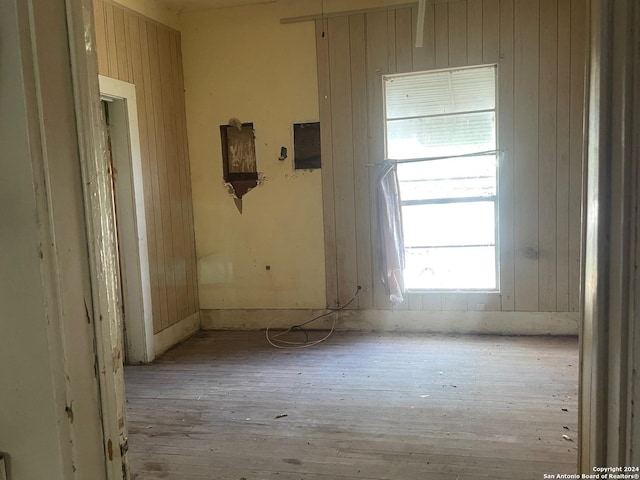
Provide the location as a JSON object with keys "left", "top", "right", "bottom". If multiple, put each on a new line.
{"left": 157, "top": 0, "right": 278, "bottom": 13}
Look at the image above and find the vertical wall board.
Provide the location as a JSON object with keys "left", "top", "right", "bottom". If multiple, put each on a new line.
{"left": 127, "top": 15, "right": 162, "bottom": 334}
{"left": 316, "top": 19, "right": 339, "bottom": 309}
{"left": 170, "top": 32, "right": 197, "bottom": 315}
{"left": 94, "top": 1, "right": 109, "bottom": 75}
{"left": 366, "top": 11, "right": 393, "bottom": 310}
{"left": 483, "top": 0, "right": 500, "bottom": 63}
{"left": 104, "top": 3, "right": 119, "bottom": 79}
{"left": 412, "top": 4, "right": 436, "bottom": 71}
{"left": 395, "top": 8, "right": 414, "bottom": 73}
{"left": 157, "top": 27, "right": 187, "bottom": 323}
{"left": 349, "top": 14, "right": 373, "bottom": 309}
{"left": 513, "top": 0, "right": 540, "bottom": 312}
{"left": 407, "top": 291, "right": 423, "bottom": 310}
{"left": 139, "top": 21, "right": 169, "bottom": 333}
{"left": 174, "top": 30, "right": 199, "bottom": 315}
{"left": 148, "top": 24, "right": 178, "bottom": 330}
{"left": 467, "top": 0, "right": 483, "bottom": 65}
{"left": 328, "top": 17, "right": 359, "bottom": 308}
{"left": 422, "top": 293, "right": 443, "bottom": 311}
{"left": 568, "top": 0, "right": 586, "bottom": 312}
{"left": 442, "top": 293, "right": 468, "bottom": 311}
{"left": 113, "top": 7, "right": 130, "bottom": 82}
{"left": 387, "top": 11, "right": 397, "bottom": 73}
{"left": 555, "top": 0, "right": 571, "bottom": 312}
{"left": 448, "top": 0, "right": 468, "bottom": 67}
{"left": 538, "top": 0, "right": 559, "bottom": 312}
{"left": 498, "top": 0, "right": 515, "bottom": 311}
{"left": 434, "top": 3, "right": 450, "bottom": 68}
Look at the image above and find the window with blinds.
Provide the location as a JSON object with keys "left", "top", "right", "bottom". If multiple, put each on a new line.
{"left": 383, "top": 65, "right": 498, "bottom": 291}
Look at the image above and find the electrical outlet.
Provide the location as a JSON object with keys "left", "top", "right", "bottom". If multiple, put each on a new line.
{"left": 475, "top": 303, "right": 486, "bottom": 311}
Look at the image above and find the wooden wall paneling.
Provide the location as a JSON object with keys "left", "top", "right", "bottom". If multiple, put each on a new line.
{"left": 412, "top": 4, "right": 436, "bottom": 71}
{"left": 568, "top": 0, "right": 586, "bottom": 312}
{"left": 94, "top": 0, "right": 109, "bottom": 76}
{"left": 466, "top": 292, "right": 502, "bottom": 311}
{"left": 177, "top": 42, "right": 199, "bottom": 316}
{"left": 538, "top": 0, "right": 559, "bottom": 312}
{"left": 124, "top": 15, "right": 135, "bottom": 85}
{"left": 448, "top": 0, "right": 468, "bottom": 67}
{"left": 158, "top": 27, "right": 187, "bottom": 325}
{"left": 442, "top": 293, "right": 468, "bottom": 310}
{"left": 147, "top": 23, "right": 177, "bottom": 330}
{"left": 407, "top": 291, "right": 423, "bottom": 310}
{"left": 467, "top": 0, "right": 483, "bottom": 65}
{"left": 104, "top": 2, "right": 119, "bottom": 79}
{"left": 365, "top": 11, "right": 393, "bottom": 310}
{"left": 113, "top": 7, "right": 130, "bottom": 82}
{"left": 483, "top": 0, "right": 500, "bottom": 63}
{"left": 328, "top": 17, "right": 359, "bottom": 309}
{"left": 171, "top": 31, "right": 197, "bottom": 316}
{"left": 127, "top": 15, "right": 162, "bottom": 335}
{"left": 555, "top": 0, "right": 571, "bottom": 312}
{"left": 498, "top": 0, "right": 515, "bottom": 311}
{"left": 434, "top": 3, "right": 449, "bottom": 68}
{"left": 349, "top": 14, "right": 373, "bottom": 310}
{"left": 513, "top": 0, "right": 540, "bottom": 311}
{"left": 395, "top": 8, "right": 414, "bottom": 73}
{"left": 387, "top": 11, "right": 397, "bottom": 73}
{"left": 422, "top": 293, "right": 443, "bottom": 311}
{"left": 139, "top": 21, "right": 169, "bottom": 333}
{"left": 316, "top": 19, "right": 339, "bottom": 309}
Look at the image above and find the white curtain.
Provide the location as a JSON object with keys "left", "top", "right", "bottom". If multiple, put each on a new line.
{"left": 376, "top": 162, "right": 405, "bottom": 304}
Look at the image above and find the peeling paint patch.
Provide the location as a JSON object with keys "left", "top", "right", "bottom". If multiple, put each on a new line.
{"left": 65, "top": 404, "right": 74, "bottom": 423}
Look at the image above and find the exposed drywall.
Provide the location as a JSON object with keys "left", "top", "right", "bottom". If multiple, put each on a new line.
{"left": 111, "top": 0, "right": 180, "bottom": 29}
{"left": 181, "top": 1, "right": 328, "bottom": 309}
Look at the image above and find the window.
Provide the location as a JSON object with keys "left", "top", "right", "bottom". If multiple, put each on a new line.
{"left": 383, "top": 65, "right": 498, "bottom": 291}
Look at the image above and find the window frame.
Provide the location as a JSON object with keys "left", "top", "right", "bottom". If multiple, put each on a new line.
{"left": 382, "top": 64, "right": 500, "bottom": 293}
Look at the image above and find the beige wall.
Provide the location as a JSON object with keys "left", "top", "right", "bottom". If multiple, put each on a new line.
{"left": 113, "top": 0, "right": 180, "bottom": 29}
{"left": 181, "top": 2, "right": 328, "bottom": 309}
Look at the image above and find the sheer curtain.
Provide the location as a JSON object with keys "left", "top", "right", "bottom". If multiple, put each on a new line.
{"left": 376, "top": 162, "right": 405, "bottom": 304}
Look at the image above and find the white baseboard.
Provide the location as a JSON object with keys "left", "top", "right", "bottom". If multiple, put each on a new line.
{"left": 200, "top": 309, "right": 579, "bottom": 335}
{"left": 153, "top": 311, "right": 200, "bottom": 357}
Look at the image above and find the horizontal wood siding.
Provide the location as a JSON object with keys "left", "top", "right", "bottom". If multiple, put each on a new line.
{"left": 94, "top": 0, "right": 199, "bottom": 333}
{"left": 316, "top": 0, "right": 586, "bottom": 313}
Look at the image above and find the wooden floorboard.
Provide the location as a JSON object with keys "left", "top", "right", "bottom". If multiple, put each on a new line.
{"left": 125, "top": 331, "right": 578, "bottom": 479}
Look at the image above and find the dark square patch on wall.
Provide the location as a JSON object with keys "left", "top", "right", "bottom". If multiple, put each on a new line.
{"left": 293, "top": 122, "right": 321, "bottom": 170}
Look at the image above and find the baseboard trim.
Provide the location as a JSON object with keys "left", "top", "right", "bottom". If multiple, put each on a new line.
{"left": 153, "top": 311, "right": 200, "bottom": 357}
{"left": 200, "top": 309, "right": 579, "bottom": 335}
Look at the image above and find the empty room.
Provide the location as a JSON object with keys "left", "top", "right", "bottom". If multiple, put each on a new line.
{"left": 2, "top": 0, "right": 638, "bottom": 479}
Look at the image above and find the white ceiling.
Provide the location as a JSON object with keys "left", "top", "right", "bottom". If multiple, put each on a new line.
{"left": 158, "top": 0, "right": 277, "bottom": 13}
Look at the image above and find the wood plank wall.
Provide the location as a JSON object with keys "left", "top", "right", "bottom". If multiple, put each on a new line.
{"left": 93, "top": 0, "right": 198, "bottom": 333}
{"left": 317, "top": 0, "right": 586, "bottom": 313}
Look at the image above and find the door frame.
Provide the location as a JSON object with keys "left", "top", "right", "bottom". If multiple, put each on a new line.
{"left": 99, "top": 75, "right": 154, "bottom": 364}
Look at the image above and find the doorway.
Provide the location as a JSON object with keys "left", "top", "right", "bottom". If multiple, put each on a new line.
{"left": 99, "top": 76, "right": 154, "bottom": 364}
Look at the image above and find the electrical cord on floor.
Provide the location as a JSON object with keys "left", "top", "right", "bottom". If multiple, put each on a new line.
{"left": 265, "top": 286, "right": 362, "bottom": 349}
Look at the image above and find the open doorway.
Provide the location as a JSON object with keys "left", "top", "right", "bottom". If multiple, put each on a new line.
{"left": 99, "top": 76, "right": 155, "bottom": 365}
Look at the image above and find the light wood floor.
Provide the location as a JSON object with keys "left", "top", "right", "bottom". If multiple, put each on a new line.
{"left": 126, "top": 331, "right": 579, "bottom": 480}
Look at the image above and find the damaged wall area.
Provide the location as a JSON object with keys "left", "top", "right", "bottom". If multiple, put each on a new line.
{"left": 181, "top": 2, "right": 327, "bottom": 309}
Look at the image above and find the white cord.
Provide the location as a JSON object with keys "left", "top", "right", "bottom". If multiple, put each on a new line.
{"left": 265, "top": 287, "right": 361, "bottom": 350}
